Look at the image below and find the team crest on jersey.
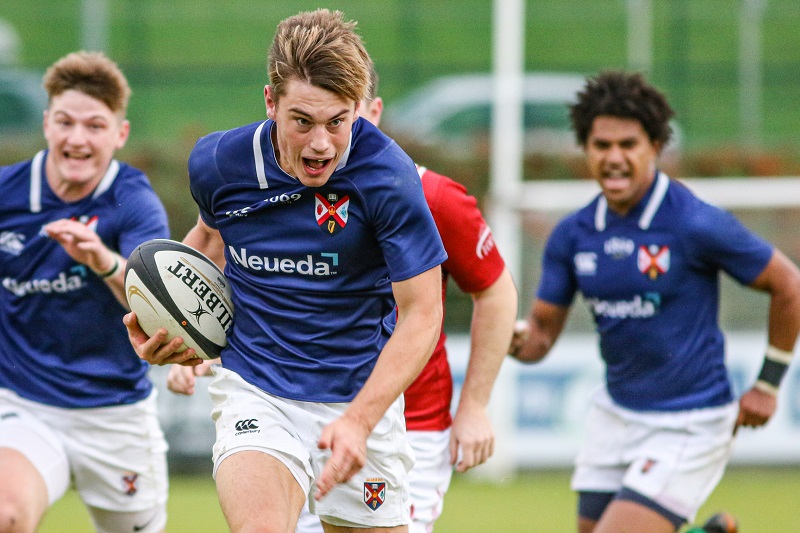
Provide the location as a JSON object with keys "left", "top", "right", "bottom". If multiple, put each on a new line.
{"left": 70, "top": 215, "right": 99, "bottom": 232}
{"left": 638, "top": 245, "right": 670, "bottom": 280}
{"left": 364, "top": 479, "right": 386, "bottom": 511}
{"left": 315, "top": 193, "right": 350, "bottom": 235}
{"left": 0, "top": 231, "right": 25, "bottom": 256}
{"left": 122, "top": 472, "right": 139, "bottom": 496}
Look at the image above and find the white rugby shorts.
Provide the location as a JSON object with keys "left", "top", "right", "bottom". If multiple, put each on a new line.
{"left": 208, "top": 366, "right": 413, "bottom": 528}
{"left": 0, "top": 388, "right": 168, "bottom": 527}
{"left": 294, "top": 428, "right": 454, "bottom": 533}
{"left": 571, "top": 387, "right": 738, "bottom": 522}
{"left": 407, "top": 429, "right": 454, "bottom": 533}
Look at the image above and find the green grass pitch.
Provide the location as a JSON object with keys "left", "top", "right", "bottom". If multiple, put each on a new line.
{"left": 38, "top": 466, "right": 800, "bottom": 532}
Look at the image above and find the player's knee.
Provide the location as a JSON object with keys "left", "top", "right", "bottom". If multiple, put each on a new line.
{"left": 0, "top": 493, "right": 39, "bottom": 533}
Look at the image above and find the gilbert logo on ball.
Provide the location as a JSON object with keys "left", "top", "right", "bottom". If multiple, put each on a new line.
{"left": 125, "top": 239, "right": 233, "bottom": 360}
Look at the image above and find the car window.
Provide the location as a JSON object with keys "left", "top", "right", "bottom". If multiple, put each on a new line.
{"left": 434, "top": 105, "right": 492, "bottom": 140}
{"left": 524, "top": 102, "right": 571, "bottom": 130}
{"left": 431, "top": 102, "right": 572, "bottom": 140}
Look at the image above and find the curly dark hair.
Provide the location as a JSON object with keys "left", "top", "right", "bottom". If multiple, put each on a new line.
{"left": 569, "top": 70, "right": 674, "bottom": 147}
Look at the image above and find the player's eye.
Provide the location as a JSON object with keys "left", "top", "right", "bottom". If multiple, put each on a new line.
{"left": 329, "top": 118, "right": 343, "bottom": 127}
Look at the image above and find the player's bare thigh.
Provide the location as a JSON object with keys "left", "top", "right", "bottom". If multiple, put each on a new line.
{"left": 216, "top": 450, "right": 306, "bottom": 532}
{"left": 0, "top": 447, "right": 49, "bottom": 532}
{"left": 585, "top": 499, "right": 675, "bottom": 533}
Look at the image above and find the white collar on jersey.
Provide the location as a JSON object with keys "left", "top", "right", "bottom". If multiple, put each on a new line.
{"left": 254, "top": 121, "right": 353, "bottom": 190}
{"left": 29, "top": 149, "right": 120, "bottom": 213}
{"left": 594, "top": 171, "right": 669, "bottom": 232}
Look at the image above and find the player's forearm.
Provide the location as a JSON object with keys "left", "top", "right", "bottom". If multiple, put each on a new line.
{"left": 512, "top": 300, "right": 569, "bottom": 363}
{"left": 344, "top": 271, "right": 443, "bottom": 432}
{"left": 460, "top": 268, "right": 518, "bottom": 408}
{"left": 346, "top": 309, "right": 441, "bottom": 431}
{"left": 743, "top": 250, "right": 800, "bottom": 397}
{"left": 765, "top": 254, "right": 800, "bottom": 350}
{"left": 767, "top": 290, "right": 800, "bottom": 351}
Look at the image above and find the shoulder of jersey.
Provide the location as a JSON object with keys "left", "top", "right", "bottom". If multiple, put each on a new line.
{"left": 125, "top": 239, "right": 234, "bottom": 360}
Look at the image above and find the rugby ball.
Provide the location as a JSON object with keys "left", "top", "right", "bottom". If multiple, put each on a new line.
{"left": 125, "top": 239, "right": 233, "bottom": 360}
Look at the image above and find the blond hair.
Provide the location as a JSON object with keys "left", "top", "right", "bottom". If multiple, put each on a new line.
{"left": 268, "top": 9, "right": 372, "bottom": 104}
{"left": 42, "top": 51, "right": 131, "bottom": 116}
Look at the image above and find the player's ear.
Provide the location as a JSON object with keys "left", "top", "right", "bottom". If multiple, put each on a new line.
{"left": 651, "top": 139, "right": 664, "bottom": 155}
{"left": 265, "top": 85, "right": 277, "bottom": 120}
{"left": 368, "top": 97, "right": 383, "bottom": 127}
{"left": 115, "top": 119, "right": 131, "bottom": 150}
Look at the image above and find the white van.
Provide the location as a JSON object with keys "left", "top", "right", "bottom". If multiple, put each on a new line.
{"left": 382, "top": 72, "right": 681, "bottom": 162}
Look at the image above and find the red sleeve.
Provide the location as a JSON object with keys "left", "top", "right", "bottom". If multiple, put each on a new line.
{"left": 421, "top": 167, "right": 505, "bottom": 293}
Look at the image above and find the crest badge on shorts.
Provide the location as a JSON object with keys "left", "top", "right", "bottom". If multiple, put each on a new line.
{"left": 637, "top": 244, "right": 670, "bottom": 280}
{"left": 122, "top": 472, "right": 139, "bottom": 496}
{"left": 315, "top": 193, "right": 349, "bottom": 235}
{"left": 364, "top": 479, "right": 386, "bottom": 511}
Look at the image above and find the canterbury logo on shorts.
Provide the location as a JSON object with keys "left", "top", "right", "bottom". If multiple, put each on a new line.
{"left": 234, "top": 418, "right": 260, "bottom": 434}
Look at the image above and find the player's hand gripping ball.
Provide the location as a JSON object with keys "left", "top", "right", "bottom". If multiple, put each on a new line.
{"left": 125, "top": 239, "right": 233, "bottom": 360}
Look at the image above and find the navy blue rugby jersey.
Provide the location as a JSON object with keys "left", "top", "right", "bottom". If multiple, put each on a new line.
{"left": 0, "top": 151, "right": 170, "bottom": 408}
{"left": 538, "top": 172, "right": 773, "bottom": 411}
{"left": 189, "top": 117, "right": 447, "bottom": 402}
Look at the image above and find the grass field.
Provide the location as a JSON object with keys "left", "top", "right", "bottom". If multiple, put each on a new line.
{"left": 38, "top": 466, "right": 800, "bottom": 532}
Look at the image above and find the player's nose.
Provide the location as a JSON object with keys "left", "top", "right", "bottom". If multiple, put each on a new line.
{"left": 308, "top": 126, "right": 332, "bottom": 153}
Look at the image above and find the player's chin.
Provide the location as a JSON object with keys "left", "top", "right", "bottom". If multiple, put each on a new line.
{"left": 297, "top": 171, "right": 333, "bottom": 187}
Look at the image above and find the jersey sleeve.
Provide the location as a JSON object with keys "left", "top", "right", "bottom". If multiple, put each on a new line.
{"left": 188, "top": 131, "right": 226, "bottom": 229}
{"left": 366, "top": 148, "right": 447, "bottom": 282}
{"left": 423, "top": 170, "right": 504, "bottom": 292}
{"left": 683, "top": 201, "right": 774, "bottom": 285}
{"left": 536, "top": 215, "right": 579, "bottom": 306}
{"left": 115, "top": 171, "right": 170, "bottom": 257}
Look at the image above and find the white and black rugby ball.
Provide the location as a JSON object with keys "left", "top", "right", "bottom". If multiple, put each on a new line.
{"left": 125, "top": 239, "right": 233, "bottom": 360}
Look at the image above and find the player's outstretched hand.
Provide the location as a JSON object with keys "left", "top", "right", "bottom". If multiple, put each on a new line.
{"left": 314, "top": 416, "right": 369, "bottom": 501}
{"left": 167, "top": 359, "right": 216, "bottom": 395}
{"left": 123, "top": 312, "right": 202, "bottom": 367}
{"left": 735, "top": 386, "right": 777, "bottom": 430}
{"left": 43, "top": 218, "right": 115, "bottom": 275}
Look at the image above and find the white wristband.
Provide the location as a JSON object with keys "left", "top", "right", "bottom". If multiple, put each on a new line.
{"left": 754, "top": 379, "right": 779, "bottom": 397}
{"left": 765, "top": 345, "right": 794, "bottom": 365}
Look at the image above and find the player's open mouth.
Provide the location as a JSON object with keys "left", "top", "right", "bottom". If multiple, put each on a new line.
{"left": 303, "top": 158, "right": 331, "bottom": 173}
{"left": 602, "top": 169, "right": 630, "bottom": 179}
{"left": 65, "top": 152, "right": 91, "bottom": 160}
